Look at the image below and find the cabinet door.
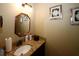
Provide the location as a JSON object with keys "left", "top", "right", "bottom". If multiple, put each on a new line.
{"left": 31, "top": 43, "right": 45, "bottom": 56}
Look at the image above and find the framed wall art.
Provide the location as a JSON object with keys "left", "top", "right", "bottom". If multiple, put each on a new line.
{"left": 49, "top": 5, "right": 62, "bottom": 20}
{"left": 0, "top": 16, "right": 3, "bottom": 28}
{"left": 71, "top": 8, "right": 79, "bottom": 25}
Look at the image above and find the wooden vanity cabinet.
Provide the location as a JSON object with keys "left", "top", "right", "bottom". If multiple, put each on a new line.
{"left": 31, "top": 43, "right": 45, "bottom": 56}
{"left": 5, "top": 39, "right": 45, "bottom": 56}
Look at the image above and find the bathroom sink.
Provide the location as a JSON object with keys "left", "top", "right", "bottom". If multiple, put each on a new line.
{"left": 14, "top": 45, "right": 32, "bottom": 56}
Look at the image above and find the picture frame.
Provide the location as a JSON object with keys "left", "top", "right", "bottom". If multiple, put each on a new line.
{"left": 71, "top": 8, "right": 79, "bottom": 25}
{"left": 49, "top": 5, "right": 62, "bottom": 20}
{"left": 0, "top": 16, "right": 3, "bottom": 28}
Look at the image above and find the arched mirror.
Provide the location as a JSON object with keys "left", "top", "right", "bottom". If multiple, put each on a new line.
{"left": 15, "top": 13, "right": 30, "bottom": 37}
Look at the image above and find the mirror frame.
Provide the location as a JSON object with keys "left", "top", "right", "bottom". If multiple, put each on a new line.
{"left": 15, "top": 13, "right": 31, "bottom": 37}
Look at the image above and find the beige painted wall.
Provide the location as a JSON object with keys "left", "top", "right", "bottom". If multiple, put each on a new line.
{"left": 34, "top": 3, "right": 79, "bottom": 55}
{"left": 0, "top": 3, "right": 35, "bottom": 47}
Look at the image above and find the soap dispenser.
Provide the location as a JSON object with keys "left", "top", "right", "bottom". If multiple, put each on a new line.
{"left": 25, "top": 35, "right": 29, "bottom": 42}
{"left": 28, "top": 32, "right": 32, "bottom": 40}
{"left": 29, "top": 34, "right": 32, "bottom": 40}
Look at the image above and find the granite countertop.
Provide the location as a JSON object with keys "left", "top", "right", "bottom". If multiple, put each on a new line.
{"left": 5, "top": 39, "right": 45, "bottom": 56}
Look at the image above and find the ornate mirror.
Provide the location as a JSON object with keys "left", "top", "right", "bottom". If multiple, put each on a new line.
{"left": 15, "top": 13, "right": 30, "bottom": 37}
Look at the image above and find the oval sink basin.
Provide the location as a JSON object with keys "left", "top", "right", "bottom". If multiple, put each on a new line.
{"left": 14, "top": 45, "right": 32, "bottom": 56}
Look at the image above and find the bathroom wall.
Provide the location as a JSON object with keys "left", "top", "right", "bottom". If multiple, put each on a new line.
{"left": 0, "top": 3, "right": 79, "bottom": 56}
{"left": 34, "top": 3, "right": 79, "bottom": 55}
{"left": 0, "top": 3, "right": 35, "bottom": 47}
